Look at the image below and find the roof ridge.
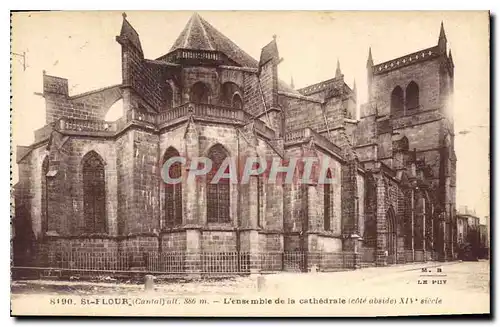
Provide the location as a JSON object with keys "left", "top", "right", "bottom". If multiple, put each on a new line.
{"left": 183, "top": 15, "right": 195, "bottom": 48}
{"left": 196, "top": 14, "right": 215, "bottom": 51}
{"left": 197, "top": 14, "right": 258, "bottom": 66}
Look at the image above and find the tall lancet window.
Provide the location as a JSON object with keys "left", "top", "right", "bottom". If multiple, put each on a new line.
{"left": 163, "top": 147, "right": 182, "bottom": 228}
{"left": 207, "top": 144, "right": 230, "bottom": 223}
{"left": 324, "top": 169, "right": 333, "bottom": 231}
{"left": 232, "top": 94, "right": 243, "bottom": 109}
{"left": 405, "top": 81, "right": 419, "bottom": 110}
{"left": 163, "top": 84, "right": 173, "bottom": 111}
{"left": 41, "top": 157, "right": 49, "bottom": 234}
{"left": 190, "top": 82, "right": 210, "bottom": 104}
{"left": 82, "top": 151, "right": 106, "bottom": 234}
{"left": 390, "top": 86, "right": 404, "bottom": 114}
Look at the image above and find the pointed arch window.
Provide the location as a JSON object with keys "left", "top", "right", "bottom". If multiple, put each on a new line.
{"left": 163, "top": 147, "right": 182, "bottom": 228}
{"left": 163, "top": 84, "right": 173, "bottom": 111}
{"left": 221, "top": 82, "right": 242, "bottom": 108}
{"left": 324, "top": 169, "right": 333, "bottom": 231}
{"left": 405, "top": 81, "right": 419, "bottom": 110}
{"left": 82, "top": 151, "right": 106, "bottom": 234}
{"left": 415, "top": 195, "right": 425, "bottom": 250}
{"left": 390, "top": 86, "right": 404, "bottom": 114}
{"left": 41, "top": 157, "right": 49, "bottom": 234}
{"left": 386, "top": 206, "right": 397, "bottom": 262}
{"left": 190, "top": 82, "right": 210, "bottom": 104}
{"left": 207, "top": 144, "right": 230, "bottom": 223}
{"left": 232, "top": 94, "right": 243, "bottom": 109}
{"left": 364, "top": 177, "right": 378, "bottom": 247}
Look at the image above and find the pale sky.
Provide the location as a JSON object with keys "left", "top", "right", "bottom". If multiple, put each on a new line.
{"left": 11, "top": 11, "right": 490, "bottom": 220}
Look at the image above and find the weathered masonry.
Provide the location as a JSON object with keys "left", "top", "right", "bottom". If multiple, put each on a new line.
{"left": 14, "top": 13, "right": 457, "bottom": 273}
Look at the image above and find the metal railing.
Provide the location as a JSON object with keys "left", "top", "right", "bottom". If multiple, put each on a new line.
{"left": 49, "top": 251, "right": 130, "bottom": 271}
{"left": 318, "top": 252, "right": 356, "bottom": 271}
{"left": 404, "top": 250, "right": 414, "bottom": 263}
{"left": 14, "top": 250, "right": 364, "bottom": 276}
{"left": 414, "top": 250, "right": 425, "bottom": 262}
{"left": 13, "top": 248, "right": 448, "bottom": 279}
{"left": 146, "top": 252, "right": 185, "bottom": 273}
{"left": 258, "top": 251, "right": 306, "bottom": 272}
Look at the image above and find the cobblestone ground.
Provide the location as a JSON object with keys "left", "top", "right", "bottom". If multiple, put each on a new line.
{"left": 11, "top": 260, "right": 490, "bottom": 316}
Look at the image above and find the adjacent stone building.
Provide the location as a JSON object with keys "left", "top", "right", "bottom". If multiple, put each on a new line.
{"left": 457, "top": 206, "right": 480, "bottom": 243}
{"left": 456, "top": 206, "right": 489, "bottom": 259}
{"left": 13, "top": 13, "right": 457, "bottom": 272}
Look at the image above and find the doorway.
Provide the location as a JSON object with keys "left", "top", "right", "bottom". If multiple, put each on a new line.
{"left": 386, "top": 207, "right": 397, "bottom": 264}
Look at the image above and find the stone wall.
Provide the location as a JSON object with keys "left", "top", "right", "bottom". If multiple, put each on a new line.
{"left": 43, "top": 74, "right": 122, "bottom": 124}
{"left": 370, "top": 59, "right": 442, "bottom": 116}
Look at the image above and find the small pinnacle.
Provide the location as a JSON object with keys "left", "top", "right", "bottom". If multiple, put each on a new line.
{"left": 353, "top": 79, "right": 357, "bottom": 93}
{"left": 367, "top": 47, "right": 374, "bottom": 67}
{"left": 290, "top": 76, "right": 295, "bottom": 89}
{"left": 122, "top": 12, "right": 127, "bottom": 19}
{"left": 191, "top": 12, "right": 203, "bottom": 23}
{"left": 439, "top": 21, "right": 446, "bottom": 39}
{"left": 272, "top": 34, "right": 277, "bottom": 41}
{"left": 335, "top": 59, "right": 342, "bottom": 78}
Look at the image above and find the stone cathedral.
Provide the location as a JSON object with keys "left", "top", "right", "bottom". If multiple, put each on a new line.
{"left": 13, "top": 13, "right": 457, "bottom": 272}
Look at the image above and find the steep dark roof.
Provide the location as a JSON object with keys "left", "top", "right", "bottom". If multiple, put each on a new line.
{"left": 439, "top": 21, "right": 447, "bottom": 41}
{"left": 169, "top": 13, "right": 258, "bottom": 68}
{"left": 259, "top": 38, "right": 279, "bottom": 66}
{"left": 168, "top": 13, "right": 300, "bottom": 96}
{"left": 119, "top": 13, "right": 143, "bottom": 54}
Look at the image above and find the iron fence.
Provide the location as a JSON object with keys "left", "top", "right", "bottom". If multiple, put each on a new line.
{"left": 318, "top": 252, "right": 356, "bottom": 271}
{"left": 404, "top": 250, "right": 414, "bottom": 263}
{"left": 49, "top": 251, "right": 131, "bottom": 271}
{"left": 202, "top": 252, "right": 250, "bottom": 274}
{"left": 146, "top": 252, "right": 185, "bottom": 273}
{"left": 414, "top": 250, "right": 425, "bottom": 262}
{"left": 14, "top": 248, "right": 443, "bottom": 277}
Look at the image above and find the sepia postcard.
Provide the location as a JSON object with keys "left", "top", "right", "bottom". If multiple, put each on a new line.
{"left": 10, "top": 11, "right": 490, "bottom": 317}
